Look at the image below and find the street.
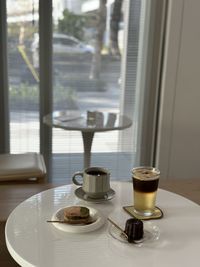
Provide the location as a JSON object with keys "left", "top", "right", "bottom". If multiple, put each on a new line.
{"left": 9, "top": 49, "right": 121, "bottom": 113}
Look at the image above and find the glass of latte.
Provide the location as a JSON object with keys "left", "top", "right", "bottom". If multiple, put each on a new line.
{"left": 132, "top": 166, "right": 160, "bottom": 216}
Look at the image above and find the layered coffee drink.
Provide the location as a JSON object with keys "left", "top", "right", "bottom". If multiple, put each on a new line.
{"left": 132, "top": 167, "right": 160, "bottom": 216}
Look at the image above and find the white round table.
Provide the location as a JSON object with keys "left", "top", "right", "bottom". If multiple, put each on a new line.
{"left": 5, "top": 181, "right": 200, "bottom": 267}
{"left": 43, "top": 111, "right": 132, "bottom": 168}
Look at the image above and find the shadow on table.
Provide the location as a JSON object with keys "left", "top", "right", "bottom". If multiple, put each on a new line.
{"left": 0, "top": 222, "right": 20, "bottom": 266}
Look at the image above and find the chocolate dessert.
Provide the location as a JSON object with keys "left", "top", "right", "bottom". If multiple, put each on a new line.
{"left": 124, "top": 218, "right": 143, "bottom": 243}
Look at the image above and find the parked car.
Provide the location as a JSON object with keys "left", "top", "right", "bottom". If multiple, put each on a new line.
{"left": 31, "top": 33, "right": 94, "bottom": 68}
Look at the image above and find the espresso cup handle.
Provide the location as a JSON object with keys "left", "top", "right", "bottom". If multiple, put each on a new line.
{"left": 72, "top": 171, "right": 83, "bottom": 186}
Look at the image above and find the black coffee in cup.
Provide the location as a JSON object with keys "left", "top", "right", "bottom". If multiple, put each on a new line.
{"left": 72, "top": 167, "right": 110, "bottom": 198}
{"left": 86, "top": 170, "right": 107, "bottom": 176}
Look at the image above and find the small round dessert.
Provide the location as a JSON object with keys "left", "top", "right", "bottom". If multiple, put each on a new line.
{"left": 124, "top": 218, "right": 144, "bottom": 243}
{"left": 63, "top": 206, "right": 90, "bottom": 224}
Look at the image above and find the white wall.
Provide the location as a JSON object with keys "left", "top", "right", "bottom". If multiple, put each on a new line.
{"left": 156, "top": 0, "right": 200, "bottom": 179}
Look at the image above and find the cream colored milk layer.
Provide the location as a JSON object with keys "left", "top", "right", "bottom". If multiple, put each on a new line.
{"left": 133, "top": 168, "right": 159, "bottom": 180}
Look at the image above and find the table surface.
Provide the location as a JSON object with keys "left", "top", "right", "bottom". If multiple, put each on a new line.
{"left": 5, "top": 181, "right": 200, "bottom": 267}
{"left": 43, "top": 110, "right": 132, "bottom": 132}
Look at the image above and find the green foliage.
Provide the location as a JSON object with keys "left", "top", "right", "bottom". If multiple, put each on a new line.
{"left": 9, "top": 84, "right": 76, "bottom": 109}
{"left": 53, "top": 85, "right": 76, "bottom": 103}
{"left": 58, "top": 9, "right": 86, "bottom": 40}
{"left": 8, "top": 23, "right": 37, "bottom": 40}
{"left": 10, "top": 84, "right": 39, "bottom": 101}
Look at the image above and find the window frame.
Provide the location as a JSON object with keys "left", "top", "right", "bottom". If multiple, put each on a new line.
{"left": 0, "top": 0, "right": 10, "bottom": 153}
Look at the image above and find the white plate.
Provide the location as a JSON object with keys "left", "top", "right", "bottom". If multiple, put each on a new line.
{"left": 108, "top": 221, "right": 160, "bottom": 247}
{"left": 51, "top": 206, "right": 105, "bottom": 233}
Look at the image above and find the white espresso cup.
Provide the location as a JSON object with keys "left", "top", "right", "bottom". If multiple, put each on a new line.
{"left": 72, "top": 167, "right": 110, "bottom": 198}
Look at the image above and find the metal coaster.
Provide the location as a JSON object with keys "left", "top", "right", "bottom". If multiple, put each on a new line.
{"left": 123, "top": 206, "right": 163, "bottom": 220}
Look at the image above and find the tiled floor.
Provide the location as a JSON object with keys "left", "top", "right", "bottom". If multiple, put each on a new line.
{"left": 49, "top": 152, "right": 134, "bottom": 184}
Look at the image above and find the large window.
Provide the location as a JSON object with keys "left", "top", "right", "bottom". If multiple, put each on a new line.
{"left": 2, "top": 0, "right": 165, "bottom": 183}
{"left": 51, "top": 0, "right": 140, "bottom": 181}
{"left": 7, "top": 0, "right": 39, "bottom": 153}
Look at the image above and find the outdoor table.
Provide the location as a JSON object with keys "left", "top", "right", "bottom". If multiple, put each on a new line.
{"left": 43, "top": 110, "right": 132, "bottom": 168}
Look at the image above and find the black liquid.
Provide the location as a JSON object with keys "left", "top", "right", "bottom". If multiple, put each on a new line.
{"left": 133, "top": 177, "right": 159, "bottom": 193}
{"left": 87, "top": 170, "right": 106, "bottom": 176}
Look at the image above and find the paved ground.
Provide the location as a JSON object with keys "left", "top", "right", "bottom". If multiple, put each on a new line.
{"left": 50, "top": 152, "right": 134, "bottom": 183}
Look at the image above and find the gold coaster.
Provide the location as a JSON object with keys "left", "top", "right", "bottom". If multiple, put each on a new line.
{"left": 123, "top": 206, "right": 163, "bottom": 220}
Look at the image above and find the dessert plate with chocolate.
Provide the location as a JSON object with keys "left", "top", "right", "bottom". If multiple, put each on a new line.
{"left": 50, "top": 206, "right": 105, "bottom": 233}
{"left": 108, "top": 218, "right": 160, "bottom": 246}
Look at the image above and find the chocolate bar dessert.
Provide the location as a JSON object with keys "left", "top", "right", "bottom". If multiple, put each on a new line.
{"left": 124, "top": 218, "right": 143, "bottom": 243}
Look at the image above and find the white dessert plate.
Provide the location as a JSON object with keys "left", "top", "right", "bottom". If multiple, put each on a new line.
{"left": 108, "top": 221, "right": 160, "bottom": 246}
{"left": 51, "top": 206, "right": 105, "bottom": 233}
{"left": 75, "top": 187, "right": 115, "bottom": 203}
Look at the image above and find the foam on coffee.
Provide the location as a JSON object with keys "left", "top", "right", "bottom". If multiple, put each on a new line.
{"left": 132, "top": 168, "right": 160, "bottom": 181}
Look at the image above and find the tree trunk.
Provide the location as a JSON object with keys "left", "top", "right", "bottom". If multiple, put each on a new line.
{"left": 90, "top": 0, "right": 107, "bottom": 80}
{"left": 109, "top": 0, "right": 123, "bottom": 58}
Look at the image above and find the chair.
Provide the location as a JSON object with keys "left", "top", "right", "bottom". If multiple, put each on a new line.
{"left": 0, "top": 153, "right": 46, "bottom": 183}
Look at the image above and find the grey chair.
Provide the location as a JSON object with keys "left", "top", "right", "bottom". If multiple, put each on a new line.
{"left": 0, "top": 153, "right": 46, "bottom": 183}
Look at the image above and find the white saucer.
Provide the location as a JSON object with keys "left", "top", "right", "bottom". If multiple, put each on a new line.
{"left": 108, "top": 221, "right": 160, "bottom": 247}
{"left": 75, "top": 187, "right": 116, "bottom": 203}
{"left": 51, "top": 206, "right": 105, "bottom": 233}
